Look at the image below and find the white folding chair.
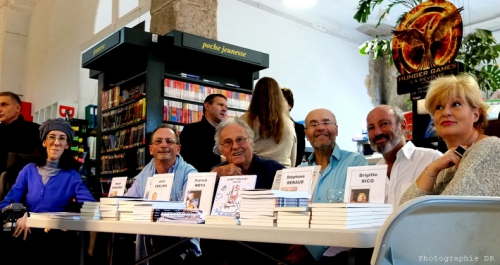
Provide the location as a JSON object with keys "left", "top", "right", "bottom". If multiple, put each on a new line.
{"left": 371, "top": 195, "right": 500, "bottom": 265}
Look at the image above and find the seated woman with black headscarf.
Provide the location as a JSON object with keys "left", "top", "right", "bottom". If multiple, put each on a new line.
{"left": 0, "top": 118, "right": 95, "bottom": 265}
{"left": 400, "top": 74, "right": 500, "bottom": 205}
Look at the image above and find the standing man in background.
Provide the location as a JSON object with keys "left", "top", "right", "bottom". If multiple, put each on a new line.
{"left": 282, "top": 88, "right": 306, "bottom": 166}
{"left": 0, "top": 92, "right": 40, "bottom": 175}
{"left": 180, "top": 94, "right": 227, "bottom": 172}
{"left": 366, "top": 105, "right": 442, "bottom": 206}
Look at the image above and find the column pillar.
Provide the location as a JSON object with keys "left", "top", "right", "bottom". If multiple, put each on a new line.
{"left": 150, "top": 0, "right": 217, "bottom": 39}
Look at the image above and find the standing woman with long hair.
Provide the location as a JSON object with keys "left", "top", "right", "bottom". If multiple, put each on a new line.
{"left": 240, "top": 77, "right": 297, "bottom": 167}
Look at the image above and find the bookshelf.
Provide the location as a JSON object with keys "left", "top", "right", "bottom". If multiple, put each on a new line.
{"left": 82, "top": 27, "right": 269, "bottom": 198}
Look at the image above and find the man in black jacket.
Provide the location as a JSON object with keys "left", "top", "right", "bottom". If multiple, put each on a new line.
{"left": 0, "top": 92, "right": 41, "bottom": 176}
{"left": 180, "top": 94, "right": 227, "bottom": 172}
{"left": 282, "top": 88, "right": 306, "bottom": 166}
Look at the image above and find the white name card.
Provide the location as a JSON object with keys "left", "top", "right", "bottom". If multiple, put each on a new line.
{"left": 344, "top": 165, "right": 387, "bottom": 203}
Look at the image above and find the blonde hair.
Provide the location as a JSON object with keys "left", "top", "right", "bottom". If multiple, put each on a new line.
{"left": 425, "top": 74, "right": 488, "bottom": 132}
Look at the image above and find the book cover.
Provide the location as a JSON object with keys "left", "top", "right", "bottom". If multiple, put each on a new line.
{"left": 210, "top": 175, "right": 257, "bottom": 216}
{"left": 183, "top": 172, "right": 217, "bottom": 214}
{"left": 148, "top": 173, "right": 175, "bottom": 200}
{"left": 343, "top": 165, "right": 387, "bottom": 204}
{"left": 108, "top": 176, "right": 128, "bottom": 197}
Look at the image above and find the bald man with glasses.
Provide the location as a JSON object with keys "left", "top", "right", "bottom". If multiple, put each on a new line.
{"left": 284, "top": 108, "right": 369, "bottom": 264}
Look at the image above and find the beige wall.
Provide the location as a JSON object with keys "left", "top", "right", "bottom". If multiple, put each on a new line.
{"left": 24, "top": 0, "right": 99, "bottom": 118}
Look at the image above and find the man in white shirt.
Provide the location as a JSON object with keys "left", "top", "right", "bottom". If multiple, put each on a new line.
{"left": 366, "top": 105, "right": 442, "bottom": 206}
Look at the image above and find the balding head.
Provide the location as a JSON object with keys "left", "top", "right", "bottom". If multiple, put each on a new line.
{"left": 366, "top": 105, "right": 406, "bottom": 155}
{"left": 304, "top": 108, "right": 338, "bottom": 152}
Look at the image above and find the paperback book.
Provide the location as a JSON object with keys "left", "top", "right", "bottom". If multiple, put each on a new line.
{"left": 210, "top": 175, "right": 257, "bottom": 216}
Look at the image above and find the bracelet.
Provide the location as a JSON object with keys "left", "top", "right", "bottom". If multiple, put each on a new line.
{"left": 424, "top": 167, "right": 437, "bottom": 180}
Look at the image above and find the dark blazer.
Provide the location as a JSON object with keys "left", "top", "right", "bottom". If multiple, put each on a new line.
{"left": 0, "top": 115, "right": 41, "bottom": 174}
{"left": 179, "top": 116, "right": 221, "bottom": 172}
{"left": 293, "top": 121, "right": 306, "bottom": 167}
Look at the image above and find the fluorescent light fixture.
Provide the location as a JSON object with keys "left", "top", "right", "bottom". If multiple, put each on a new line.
{"left": 283, "top": 0, "right": 317, "bottom": 8}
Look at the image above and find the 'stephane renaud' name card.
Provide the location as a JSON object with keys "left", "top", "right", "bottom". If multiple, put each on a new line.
{"left": 183, "top": 172, "right": 217, "bottom": 214}
{"left": 344, "top": 165, "right": 387, "bottom": 204}
{"left": 148, "top": 173, "right": 175, "bottom": 201}
{"left": 109, "top": 176, "right": 127, "bottom": 197}
{"left": 279, "top": 166, "right": 315, "bottom": 197}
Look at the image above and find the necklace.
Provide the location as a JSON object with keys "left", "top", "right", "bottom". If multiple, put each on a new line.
{"left": 470, "top": 133, "right": 480, "bottom": 146}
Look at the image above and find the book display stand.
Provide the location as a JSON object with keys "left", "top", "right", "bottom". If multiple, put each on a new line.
{"left": 82, "top": 27, "right": 269, "bottom": 198}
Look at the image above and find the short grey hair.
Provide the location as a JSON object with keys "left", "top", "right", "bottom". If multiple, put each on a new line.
{"left": 391, "top": 106, "right": 405, "bottom": 126}
{"left": 214, "top": 117, "right": 255, "bottom": 152}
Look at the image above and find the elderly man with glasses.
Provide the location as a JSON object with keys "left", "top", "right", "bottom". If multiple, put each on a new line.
{"left": 203, "top": 118, "right": 285, "bottom": 265}
{"left": 211, "top": 117, "right": 285, "bottom": 189}
{"left": 124, "top": 124, "right": 200, "bottom": 265}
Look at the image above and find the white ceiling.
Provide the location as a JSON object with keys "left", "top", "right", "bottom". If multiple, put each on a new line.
{"left": 237, "top": 0, "right": 500, "bottom": 45}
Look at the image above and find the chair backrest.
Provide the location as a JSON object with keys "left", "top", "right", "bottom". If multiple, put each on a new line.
{"left": 0, "top": 153, "right": 36, "bottom": 200}
{"left": 371, "top": 196, "right": 500, "bottom": 265}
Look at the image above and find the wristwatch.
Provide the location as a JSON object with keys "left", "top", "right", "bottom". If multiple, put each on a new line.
{"left": 454, "top": 145, "right": 467, "bottom": 158}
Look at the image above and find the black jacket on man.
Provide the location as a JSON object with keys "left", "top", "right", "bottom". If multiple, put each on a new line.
{"left": 180, "top": 116, "right": 221, "bottom": 172}
{"left": 294, "top": 121, "right": 306, "bottom": 166}
{"left": 0, "top": 115, "right": 41, "bottom": 174}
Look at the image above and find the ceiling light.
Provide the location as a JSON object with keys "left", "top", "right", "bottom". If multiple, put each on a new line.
{"left": 283, "top": 0, "right": 317, "bottom": 8}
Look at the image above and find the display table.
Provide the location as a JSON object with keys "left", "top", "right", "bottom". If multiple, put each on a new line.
{"left": 27, "top": 217, "right": 379, "bottom": 248}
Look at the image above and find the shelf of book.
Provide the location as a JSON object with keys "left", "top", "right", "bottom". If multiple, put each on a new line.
{"left": 102, "top": 82, "right": 146, "bottom": 111}
{"left": 82, "top": 27, "right": 269, "bottom": 199}
{"left": 164, "top": 77, "right": 251, "bottom": 111}
{"left": 163, "top": 96, "right": 246, "bottom": 112}
{"left": 101, "top": 123, "right": 145, "bottom": 153}
{"left": 163, "top": 73, "right": 253, "bottom": 94}
{"left": 102, "top": 117, "right": 146, "bottom": 133}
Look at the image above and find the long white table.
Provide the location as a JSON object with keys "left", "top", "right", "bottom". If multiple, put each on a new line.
{"left": 27, "top": 217, "right": 379, "bottom": 248}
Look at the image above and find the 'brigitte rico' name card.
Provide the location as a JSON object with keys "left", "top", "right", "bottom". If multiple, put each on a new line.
{"left": 343, "top": 165, "right": 387, "bottom": 204}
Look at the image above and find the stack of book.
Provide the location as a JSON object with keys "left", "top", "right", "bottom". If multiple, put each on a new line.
{"left": 117, "top": 199, "right": 145, "bottom": 221}
{"left": 274, "top": 197, "right": 311, "bottom": 228}
{"left": 309, "top": 203, "right": 393, "bottom": 229}
{"left": 153, "top": 209, "right": 203, "bottom": 224}
{"left": 239, "top": 190, "right": 310, "bottom": 227}
{"left": 80, "top": 201, "right": 101, "bottom": 220}
{"left": 125, "top": 200, "right": 186, "bottom": 222}
{"left": 99, "top": 197, "right": 137, "bottom": 220}
{"left": 275, "top": 207, "right": 311, "bottom": 228}
{"left": 204, "top": 215, "right": 239, "bottom": 225}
